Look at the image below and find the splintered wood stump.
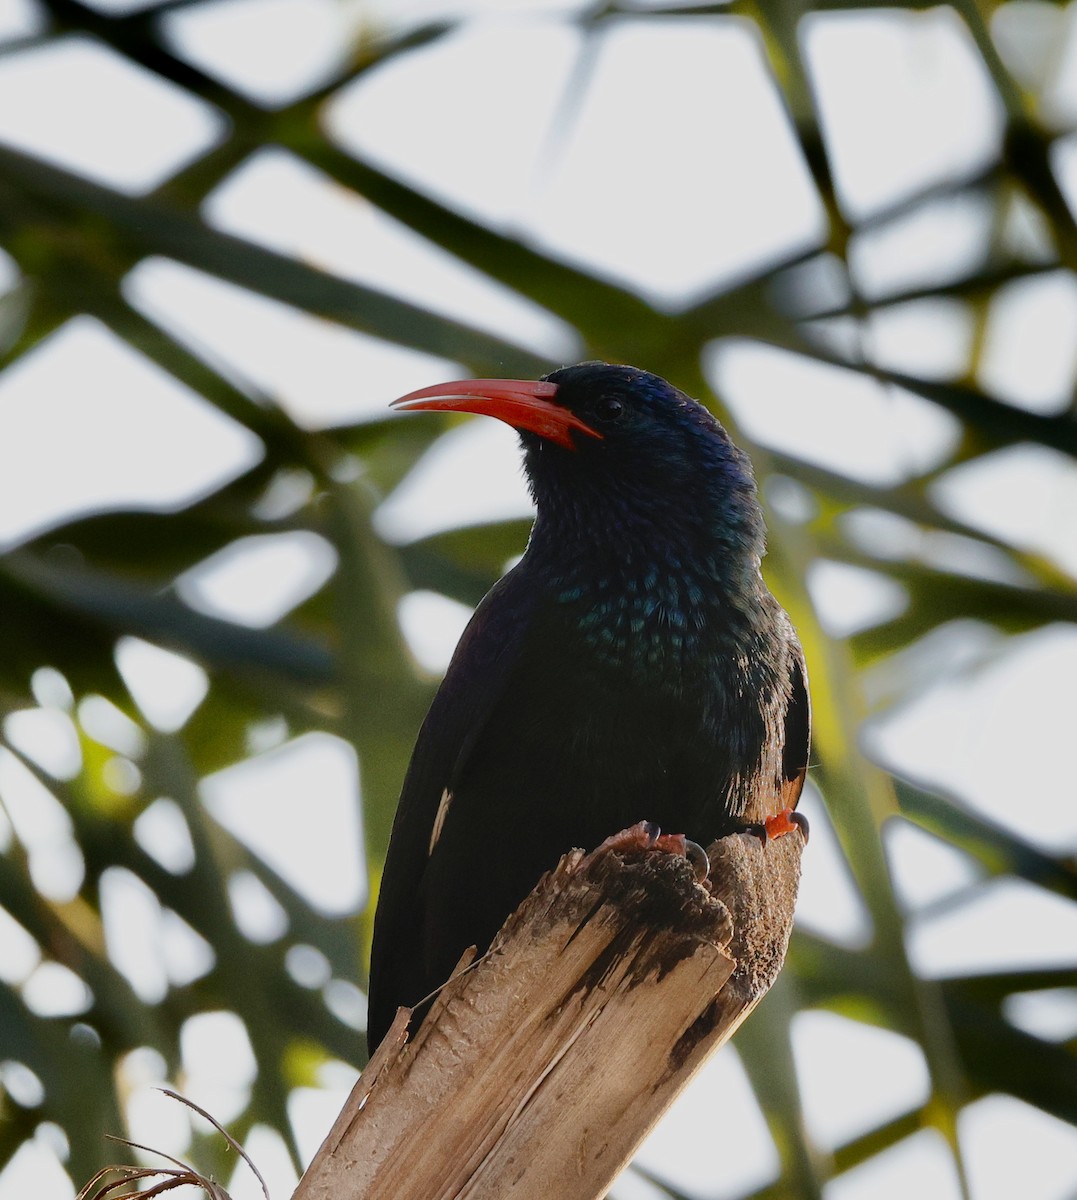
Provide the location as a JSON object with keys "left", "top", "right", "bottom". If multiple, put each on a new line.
{"left": 294, "top": 827, "right": 803, "bottom": 1200}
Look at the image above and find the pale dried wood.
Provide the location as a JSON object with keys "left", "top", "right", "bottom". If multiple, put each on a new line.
{"left": 293, "top": 827, "right": 803, "bottom": 1200}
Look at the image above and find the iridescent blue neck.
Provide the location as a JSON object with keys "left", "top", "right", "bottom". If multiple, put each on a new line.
{"left": 525, "top": 469, "right": 765, "bottom": 595}
{"left": 519, "top": 412, "right": 769, "bottom": 673}
{"left": 525, "top": 517, "right": 767, "bottom": 677}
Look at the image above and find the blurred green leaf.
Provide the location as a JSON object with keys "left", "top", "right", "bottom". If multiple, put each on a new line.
{"left": 0, "top": 0, "right": 1074, "bottom": 1195}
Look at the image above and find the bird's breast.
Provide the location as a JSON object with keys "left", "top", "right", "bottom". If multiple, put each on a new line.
{"left": 550, "top": 562, "right": 755, "bottom": 686}
{"left": 500, "top": 587, "right": 768, "bottom": 787}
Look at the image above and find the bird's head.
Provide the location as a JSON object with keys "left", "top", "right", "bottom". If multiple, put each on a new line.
{"left": 391, "top": 361, "right": 764, "bottom": 564}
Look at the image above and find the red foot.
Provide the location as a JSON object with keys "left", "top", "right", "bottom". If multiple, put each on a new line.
{"left": 597, "top": 820, "right": 668, "bottom": 855}
{"left": 595, "top": 823, "right": 709, "bottom": 882}
{"left": 654, "top": 831, "right": 688, "bottom": 855}
{"left": 744, "top": 809, "right": 810, "bottom": 845}
{"left": 765, "top": 809, "right": 800, "bottom": 839}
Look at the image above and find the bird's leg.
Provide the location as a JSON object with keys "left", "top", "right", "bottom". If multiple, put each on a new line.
{"left": 596, "top": 820, "right": 656, "bottom": 854}
{"left": 596, "top": 820, "right": 667, "bottom": 854}
{"left": 596, "top": 822, "right": 711, "bottom": 883}
{"left": 740, "top": 809, "right": 810, "bottom": 846}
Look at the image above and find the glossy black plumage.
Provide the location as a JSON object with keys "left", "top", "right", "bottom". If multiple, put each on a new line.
{"left": 367, "top": 363, "right": 809, "bottom": 1052}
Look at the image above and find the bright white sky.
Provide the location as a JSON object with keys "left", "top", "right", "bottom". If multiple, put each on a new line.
{"left": 0, "top": 1, "right": 1076, "bottom": 1198}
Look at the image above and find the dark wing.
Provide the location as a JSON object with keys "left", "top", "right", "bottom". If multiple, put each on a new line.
{"left": 366, "top": 567, "right": 540, "bottom": 1050}
{"left": 781, "top": 644, "right": 811, "bottom": 811}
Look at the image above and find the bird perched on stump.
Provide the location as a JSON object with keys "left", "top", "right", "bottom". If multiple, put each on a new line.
{"left": 367, "top": 362, "right": 809, "bottom": 1053}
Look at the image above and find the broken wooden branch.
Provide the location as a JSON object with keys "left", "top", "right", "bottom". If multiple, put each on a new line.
{"left": 293, "top": 826, "right": 803, "bottom": 1200}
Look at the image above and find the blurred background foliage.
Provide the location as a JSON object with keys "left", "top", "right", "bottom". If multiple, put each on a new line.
{"left": 0, "top": 0, "right": 1075, "bottom": 1197}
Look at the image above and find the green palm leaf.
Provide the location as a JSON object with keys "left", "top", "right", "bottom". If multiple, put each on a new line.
{"left": 0, "top": 1, "right": 1074, "bottom": 1196}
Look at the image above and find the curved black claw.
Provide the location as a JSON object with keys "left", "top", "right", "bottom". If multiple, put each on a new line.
{"left": 641, "top": 820, "right": 661, "bottom": 846}
{"left": 740, "top": 821, "right": 768, "bottom": 847}
{"left": 789, "top": 811, "right": 810, "bottom": 843}
{"left": 684, "top": 839, "right": 710, "bottom": 882}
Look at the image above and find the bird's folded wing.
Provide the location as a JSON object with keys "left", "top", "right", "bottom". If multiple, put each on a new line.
{"left": 367, "top": 566, "right": 541, "bottom": 1045}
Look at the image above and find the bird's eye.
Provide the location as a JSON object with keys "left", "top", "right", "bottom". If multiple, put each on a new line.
{"left": 595, "top": 396, "right": 625, "bottom": 422}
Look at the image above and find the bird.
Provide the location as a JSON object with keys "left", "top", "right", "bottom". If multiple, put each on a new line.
{"left": 366, "top": 362, "right": 809, "bottom": 1053}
